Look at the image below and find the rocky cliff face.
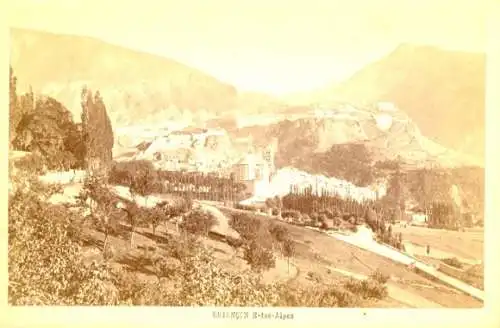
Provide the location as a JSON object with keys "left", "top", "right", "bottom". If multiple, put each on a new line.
{"left": 283, "top": 44, "right": 485, "bottom": 160}
{"left": 236, "top": 106, "right": 480, "bottom": 172}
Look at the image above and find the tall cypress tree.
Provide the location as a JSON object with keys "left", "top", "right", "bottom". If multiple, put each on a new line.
{"left": 81, "top": 86, "right": 114, "bottom": 177}
{"left": 9, "top": 66, "right": 19, "bottom": 146}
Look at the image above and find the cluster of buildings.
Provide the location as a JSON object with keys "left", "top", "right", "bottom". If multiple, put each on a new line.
{"left": 131, "top": 126, "right": 278, "bottom": 195}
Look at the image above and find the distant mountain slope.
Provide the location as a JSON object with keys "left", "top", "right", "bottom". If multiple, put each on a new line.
{"left": 232, "top": 107, "right": 481, "bottom": 175}
{"left": 284, "top": 44, "right": 486, "bottom": 159}
{"left": 9, "top": 28, "right": 284, "bottom": 127}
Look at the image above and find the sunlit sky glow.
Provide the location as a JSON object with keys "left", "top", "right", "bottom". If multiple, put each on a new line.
{"left": 8, "top": 0, "right": 488, "bottom": 95}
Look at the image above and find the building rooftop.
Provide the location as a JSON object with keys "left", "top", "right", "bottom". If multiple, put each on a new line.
{"left": 171, "top": 127, "right": 208, "bottom": 135}
{"left": 235, "top": 153, "right": 267, "bottom": 166}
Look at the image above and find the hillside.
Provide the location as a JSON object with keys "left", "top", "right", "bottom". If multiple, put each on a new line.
{"left": 232, "top": 108, "right": 481, "bottom": 173}
{"left": 284, "top": 44, "right": 485, "bottom": 159}
{"left": 9, "top": 28, "right": 284, "bottom": 127}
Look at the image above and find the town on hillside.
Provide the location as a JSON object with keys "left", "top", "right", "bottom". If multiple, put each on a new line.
{"left": 7, "top": 2, "right": 486, "bottom": 315}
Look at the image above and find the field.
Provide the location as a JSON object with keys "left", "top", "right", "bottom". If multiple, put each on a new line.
{"left": 392, "top": 225, "right": 483, "bottom": 262}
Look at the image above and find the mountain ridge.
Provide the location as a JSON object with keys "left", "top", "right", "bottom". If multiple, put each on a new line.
{"left": 10, "top": 28, "right": 484, "bottom": 167}
{"left": 282, "top": 44, "right": 486, "bottom": 160}
{"left": 10, "top": 27, "right": 286, "bottom": 127}
{"left": 230, "top": 107, "right": 482, "bottom": 173}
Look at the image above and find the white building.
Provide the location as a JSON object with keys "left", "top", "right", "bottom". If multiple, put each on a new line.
{"left": 232, "top": 152, "right": 272, "bottom": 196}
{"left": 233, "top": 153, "right": 258, "bottom": 181}
{"left": 377, "top": 102, "right": 398, "bottom": 112}
{"left": 410, "top": 212, "right": 428, "bottom": 226}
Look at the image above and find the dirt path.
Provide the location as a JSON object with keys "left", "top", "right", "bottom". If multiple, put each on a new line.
{"left": 403, "top": 242, "right": 480, "bottom": 265}
{"left": 327, "top": 229, "right": 485, "bottom": 302}
{"left": 392, "top": 225, "right": 483, "bottom": 261}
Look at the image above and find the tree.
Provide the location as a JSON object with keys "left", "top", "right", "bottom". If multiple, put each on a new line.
{"left": 365, "top": 207, "right": 378, "bottom": 231}
{"left": 13, "top": 96, "right": 84, "bottom": 170}
{"left": 146, "top": 205, "right": 168, "bottom": 237}
{"left": 269, "top": 224, "right": 290, "bottom": 254}
{"left": 243, "top": 240, "right": 276, "bottom": 273}
{"left": 180, "top": 208, "right": 217, "bottom": 237}
{"left": 265, "top": 197, "right": 276, "bottom": 210}
{"left": 319, "top": 213, "right": 329, "bottom": 230}
{"left": 229, "top": 213, "right": 261, "bottom": 241}
{"left": 9, "top": 188, "right": 118, "bottom": 305}
{"left": 282, "top": 238, "right": 296, "bottom": 274}
{"left": 385, "top": 225, "right": 393, "bottom": 243}
{"left": 269, "top": 224, "right": 289, "bottom": 243}
{"left": 9, "top": 66, "right": 19, "bottom": 145}
{"left": 79, "top": 175, "right": 120, "bottom": 252}
{"left": 129, "top": 163, "right": 161, "bottom": 206}
{"left": 275, "top": 196, "right": 283, "bottom": 218}
{"left": 118, "top": 201, "right": 147, "bottom": 248}
{"left": 391, "top": 207, "right": 402, "bottom": 224}
{"left": 81, "top": 87, "right": 114, "bottom": 177}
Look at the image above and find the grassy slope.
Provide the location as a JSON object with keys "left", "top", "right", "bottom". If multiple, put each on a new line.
{"left": 217, "top": 207, "right": 482, "bottom": 307}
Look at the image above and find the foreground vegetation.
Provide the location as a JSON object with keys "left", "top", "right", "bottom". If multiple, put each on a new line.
{"left": 8, "top": 171, "right": 392, "bottom": 306}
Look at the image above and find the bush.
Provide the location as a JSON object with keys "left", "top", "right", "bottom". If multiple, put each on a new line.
{"left": 110, "top": 269, "right": 148, "bottom": 305}
{"left": 269, "top": 224, "right": 290, "bottom": 243}
{"left": 343, "top": 278, "right": 388, "bottom": 300}
{"left": 307, "top": 271, "right": 322, "bottom": 283}
{"left": 348, "top": 225, "right": 358, "bottom": 233}
{"left": 442, "top": 257, "right": 464, "bottom": 269}
{"left": 151, "top": 255, "right": 182, "bottom": 281}
{"left": 229, "top": 213, "right": 262, "bottom": 241}
{"left": 320, "top": 220, "right": 329, "bottom": 230}
{"left": 243, "top": 240, "right": 276, "bottom": 273}
{"left": 8, "top": 188, "right": 118, "bottom": 305}
{"left": 301, "top": 213, "right": 311, "bottom": 225}
{"left": 180, "top": 209, "right": 217, "bottom": 237}
{"left": 370, "top": 269, "right": 390, "bottom": 284}
{"left": 281, "top": 210, "right": 302, "bottom": 219}
{"left": 13, "top": 152, "right": 46, "bottom": 174}
{"left": 275, "top": 284, "right": 361, "bottom": 307}
{"left": 109, "top": 161, "right": 158, "bottom": 188}
{"left": 164, "top": 235, "right": 200, "bottom": 261}
{"left": 235, "top": 203, "right": 262, "bottom": 212}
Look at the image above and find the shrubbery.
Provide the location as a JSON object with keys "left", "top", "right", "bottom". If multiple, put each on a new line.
{"left": 229, "top": 213, "right": 263, "bottom": 241}
{"left": 13, "top": 152, "right": 46, "bottom": 174}
{"left": 8, "top": 172, "right": 392, "bottom": 306}
{"left": 8, "top": 187, "right": 118, "bottom": 305}
{"left": 180, "top": 208, "right": 217, "bottom": 237}
{"left": 442, "top": 257, "right": 464, "bottom": 269}
{"left": 243, "top": 240, "right": 276, "bottom": 273}
{"left": 370, "top": 269, "right": 390, "bottom": 284}
{"left": 343, "top": 277, "right": 388, "bottom": 300}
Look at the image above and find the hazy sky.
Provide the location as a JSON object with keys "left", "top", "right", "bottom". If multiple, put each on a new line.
{"left": 8, "top": 0, "right": 488, "bottom": 95}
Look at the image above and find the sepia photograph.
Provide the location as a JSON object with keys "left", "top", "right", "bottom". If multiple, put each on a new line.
{"left": 4, "top": 0, "right": 498, "bottom": 324}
